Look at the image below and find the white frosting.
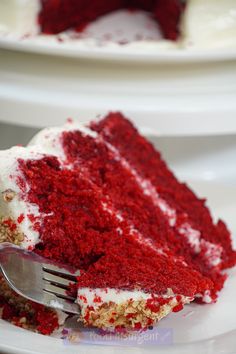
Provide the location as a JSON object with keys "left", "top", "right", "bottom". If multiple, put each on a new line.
{"left": 29, "top": 121, "right": 97, "bottom": 162}
{"left": 0, "top": 0, "right": 40, "bottom": 36}
{"left": 178, "top": 222, "right": 201, "bottom": 253}
{"left": 181, "top": 0, "right": 236, "bottom": 49}
{"left": 78, "top": 288, "right": 153, "bottom": 309}
{"left": 201, "top": 290, "right": 213, "bottom": 304}
{"left": 0, "top": 146, "right": 47, "bottom": 248}
{"left": 195, "top": 290, "right": 214, "bottom": 304}
{"left": 201, "top": 239, "right": 222, "bottom": 267}
{"left": 77, "top": 287, "right": 192, "bottom": 310}
{"left": 178, "top": 222, "right": 223, "bottom": 267}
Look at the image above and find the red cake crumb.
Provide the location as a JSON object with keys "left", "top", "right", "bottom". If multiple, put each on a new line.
{"left": 79, "top": 295, "right": 87, "bottom": 303}
{"left": 0, "top": 277, "right": 59, "bottom": 335}
{"left": 38, "top": 0, "right": 184, "bottom": 40}
{"left": 35, "top": 306, "right": 59, "bottom": 335}
{"left": 134, "top": 322, "right": 142, "bottom": 330}
{"left": 17, "top": 214, "right": 25, "bottom": 224}
{"left": 126, "top": 313, "right": 136, "bottom": 319}
{"left": 93, "top": 295, "right": 102, "bottom": 303}
{"left": 146, "top": 300, "right": 160, "bottom": 313}
{"left": 2, "top": 219, "right": 17, "bottom": 232}
{"left": 172, "top": 303, "right": 183, "bottom": 312}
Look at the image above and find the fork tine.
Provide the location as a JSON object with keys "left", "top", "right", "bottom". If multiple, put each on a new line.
{"left": 42, "top": 263, "right": 79, "bottom": 281}
{"left": 0, "top": 244, "right": 80, "bottom": 314}
{"left": 43, "top": 282, "right": 76, "bottom": 301}
{"left": 42, "top": 291, "right": 80, "bottom": 314}
{"left": 43, "top": 271, "right": 75, "bottom": 288}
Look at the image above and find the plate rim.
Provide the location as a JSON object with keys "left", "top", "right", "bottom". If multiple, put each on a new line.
{"left": 1, "top": 36, "right": 236, "bottom": 64}
{"left": 0, "top": 319, "right": 236, "bottom": 354}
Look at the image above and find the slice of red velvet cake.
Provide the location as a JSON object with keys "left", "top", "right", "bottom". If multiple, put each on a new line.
{"left": 0, "top": 113, "right": 235, "bottom": 334}
{"left": 89, "top": 113, "right": 236, "bottom": 301}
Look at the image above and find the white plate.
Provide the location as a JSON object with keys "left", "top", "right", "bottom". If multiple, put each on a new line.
{"left": 0, "top": 180, "right": 236, "bottom": 354}
{"left": 1, "top": 49, "right": 236, "bottom": 136}
{"left": 1, "top": 9, "right": 236, "bottom": 64}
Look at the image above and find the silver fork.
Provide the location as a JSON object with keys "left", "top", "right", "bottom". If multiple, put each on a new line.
{"left": 0, "top": 243, "right": 80, "bottom": 314}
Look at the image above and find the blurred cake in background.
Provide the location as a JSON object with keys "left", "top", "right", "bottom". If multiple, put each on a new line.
{"left": 0, "top": 0, "right": 235, "bottom": 49}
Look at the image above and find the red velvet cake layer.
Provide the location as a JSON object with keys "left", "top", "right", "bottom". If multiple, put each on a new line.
{"left": 39, "top": 0, "right": 184, "bottom": 40}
